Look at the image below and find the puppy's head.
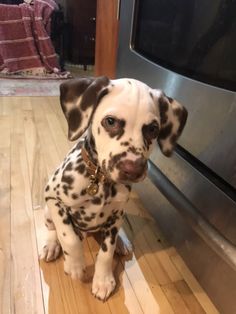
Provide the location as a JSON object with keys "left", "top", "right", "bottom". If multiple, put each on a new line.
{"left": 60, "top": 77, "right": 188, "bottom": 183}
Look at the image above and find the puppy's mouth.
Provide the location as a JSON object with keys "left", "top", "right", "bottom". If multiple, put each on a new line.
{"left": 117, "top": 159, "right": 148, "bottom": 183}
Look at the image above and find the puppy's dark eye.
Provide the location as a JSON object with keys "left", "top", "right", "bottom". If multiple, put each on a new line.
{"left": 101, "top": 116, "right": 126, "bottom": 139}
{"left": 106, "top": 117, "right": 116, "bottom": 127}
{"left": 103, "top": 116, "right": 119, "bottom": 129}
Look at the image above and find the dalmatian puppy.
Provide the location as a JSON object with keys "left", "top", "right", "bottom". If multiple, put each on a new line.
{"left": 41, "top": 76, "right": 187, "bottom": 301}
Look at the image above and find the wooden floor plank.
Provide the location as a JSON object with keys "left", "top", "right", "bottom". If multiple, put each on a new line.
{"left": 32, "top": 97, "right": 61, "bottom": 176}
{"left": 0, "top": 99, "right": 14, "bottom": 313}
{"left": 111, "top": 260, "right": 143, "bottom": 314}
{"left": 123, "top": 221, "right": 175, "bottom": 314}
{"left": 10, "top": 134, "right": 45, "bottom": 314}
{"left": 162, "top": 282, "right": 192, "bottom": 314}
{"left": 23, "top": 108, "right": 38, "bottom": 185}
{"left": 40, "top": 259, "right": 68, "bottom": 314}
{"left": 0, "top": 97, "right": 3, "bottom": 114}
{"left": 126, "top": 194, "right": 183, "bottom": 283}
{"left": 0, "top": 116, "right": 12, "bottom": 149}
{"left": 45, "top": 112, "right": 71, "bottom": 160}
{"left": 1, "top": 97, "right": 14, "bottom": 115}
{"left": 0, "top": 148, "right": 11, "bottom": 314}
{"left": 175, "top": 280, "right": 206, "bottom": 314}
{"left": 125, "top": 213, "right": 172, "bottom": 286}
{"left": 47, "top": 96, "right": 68, "bottom": 137}
{"left": 170, "top": 250, "right": 219, "bottom": 314}
{"left": 23, "top": 107, "right": 48, "bottom": 209}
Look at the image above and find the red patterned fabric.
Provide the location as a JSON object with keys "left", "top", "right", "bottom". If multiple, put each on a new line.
{"left": 0, "top": 0, "right": 69, "bottom": 78}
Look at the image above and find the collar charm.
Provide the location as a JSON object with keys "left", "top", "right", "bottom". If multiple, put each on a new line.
{"left": 87, "top": 173, "right": 99, "bottom": 196}
{"left": 81, "top": 147, "right": 106, "bottom": 196}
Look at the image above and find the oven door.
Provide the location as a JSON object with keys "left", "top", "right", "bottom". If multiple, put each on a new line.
{"left": 116, "top": 1, "right": 236, "bottom": 313}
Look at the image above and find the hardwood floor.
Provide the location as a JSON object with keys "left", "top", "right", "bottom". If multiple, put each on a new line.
{"left": 0, "top": 96, "right": 219, "bottom": 314}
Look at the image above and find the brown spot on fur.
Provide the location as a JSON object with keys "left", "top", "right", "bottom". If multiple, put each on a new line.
{"left": 72, "top": 193, "right": 79, "bottom": 199}
{"left": 174, "top": 107, "right": 188, "bottom": 135}
{"left": 108, "top": 152, "right": 127, "bottom": 171}
{"left": 64, "top": 162, "right": 73, "bottom": 172}
{"left": 92, "top": 197, "right": 102, "bottom": 205}
{"left": 103, "top": 182, "right": 110, "bottom": 200}
{"left": 76, "top": 157, "right": 83, "bottom": 164}
{"left": 97, "top": 87, "right": 109, "bottom": 105}
{"left": 61, "top": 174, "right": 74, "bottom": 186}
{"left": 121, "top": 141, "right": 129, "bottom": 146}
{"left": 63, "top": 217, "right": 71, "bottom": 224}
{"left": 142, "top": 121, "right": 159, "bottom": 149}
{"left": 45, "top": 185, "right": 50, "bottom": 192}
{"left": 159, "top": 96, "right": 169, "bottom": 125}
{"left": 55, "top": 169, "right": 59, "bottom": 175}
{"left": 60, "top": 77, "right": 109, "bottom": 141}
{"left": 159, "top": 122, "right": 173, "bottom": 140}
{"left": 45, "top": 196, "right": 57, "bottom": 202}
{"left": 127, "top": 145, "right": 141, "bottom": 155}
{"left": 60, "top": 77, "right": 94, "bottom": 106}
{"left": 75, "top": 164, "right": 85, "bottom": 174}
{"left": 110, "top": 226, "right": 118, "bottom": 245}
{"left": 80, "top": 77, "right": 109, "bottom": 111}
{"left": 101, "top": 242, "right": 108, "bottom": 252}
{"left": 68, "top": 108, "right": 82, "bottom": 132}
{"left": 58, "top": 209, "right": 64, "bottom": 216}
{"left": 111, "top": 185, "right": 117, "bottom": 197}
{"left": 81, "top": 189, "right": 87, "bottom": 196}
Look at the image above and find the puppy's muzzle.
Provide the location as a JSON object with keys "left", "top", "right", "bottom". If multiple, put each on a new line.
{"left": 118, "top": 158, "right": 147, "bottom": 182}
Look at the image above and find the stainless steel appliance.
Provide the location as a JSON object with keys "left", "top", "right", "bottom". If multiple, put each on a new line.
{"left": 116, "top": 1, "right": 236, "bottom": 313}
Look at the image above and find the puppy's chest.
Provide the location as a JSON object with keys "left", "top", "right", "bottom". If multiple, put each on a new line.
{"left": 66, "top": 182, "right": 129, "bottom": 232}
{"left": 68, "top": 201, "right": 125, "bottom": 232}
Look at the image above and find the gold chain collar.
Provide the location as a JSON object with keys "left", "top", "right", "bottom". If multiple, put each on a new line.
{"left": 81, "top": 147, "right": 106, "bottom": 196}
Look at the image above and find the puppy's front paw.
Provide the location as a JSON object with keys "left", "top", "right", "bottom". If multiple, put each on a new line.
{"left": 92, "top": 273, "right": 116, "bottom": 301}
{"left": 41, "top": 240, "right": 61, "bottom": 262}
{"left": 64, "top": 257, "right": 86, "bottom": 281}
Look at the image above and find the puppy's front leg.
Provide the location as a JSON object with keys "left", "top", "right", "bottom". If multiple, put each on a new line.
{"left": 92, "top": 219, "right": 122, "bottom": 301}
{"left": 45, "top": 200, "right": 86, "bottom": 280}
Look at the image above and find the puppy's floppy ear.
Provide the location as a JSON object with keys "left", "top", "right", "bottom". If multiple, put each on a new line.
{"left": 155, "top": 91, "right": 188, "bottom": 157}
{"left": 60, "top": 76, "right": 110, "bottom": 141}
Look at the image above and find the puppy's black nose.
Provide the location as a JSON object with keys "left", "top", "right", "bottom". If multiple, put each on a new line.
{"left": 118, "top": 158, "right": 147, "bottom": 181}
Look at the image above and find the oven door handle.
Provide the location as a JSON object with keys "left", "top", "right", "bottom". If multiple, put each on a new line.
{"left": 148, "top": 159, "right": 236, "bottom": 271}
